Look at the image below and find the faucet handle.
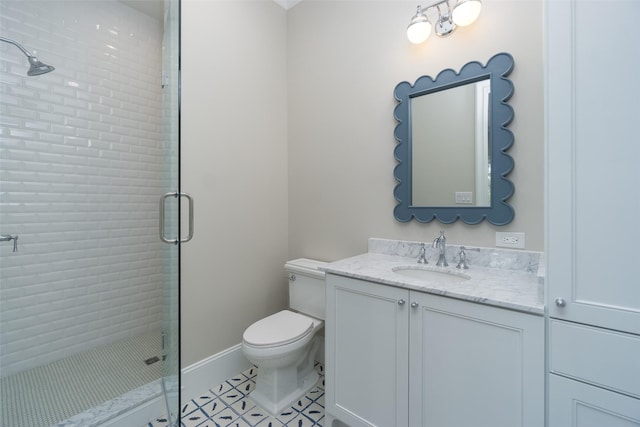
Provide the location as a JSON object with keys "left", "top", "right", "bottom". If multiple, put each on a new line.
{"left": 417, "top": 243, "right": 428, "bottom": 264}
{"left": 456, "top": 246, "right": 480, "bottom": 269}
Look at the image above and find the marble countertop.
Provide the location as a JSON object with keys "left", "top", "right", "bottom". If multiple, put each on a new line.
{"left": 322, "top": 238, "right": 545, "bottom": 315}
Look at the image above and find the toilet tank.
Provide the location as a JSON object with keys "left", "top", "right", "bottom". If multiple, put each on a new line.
{"left": 285, "top": 258, "right": 328, "bottom": 320}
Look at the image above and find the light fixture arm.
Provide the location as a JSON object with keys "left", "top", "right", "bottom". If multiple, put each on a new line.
{"left": 434, "top": 1, "right": 456, "bottom": 37}
{"left": 418, "top": 0, "right": 455, "bottom": 19}
{"left": 420, "top": 0, "right": 451, "bottom": 10}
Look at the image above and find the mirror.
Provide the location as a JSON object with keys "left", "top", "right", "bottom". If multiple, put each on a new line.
{"left": 393, "top": 52, "right": 515, "bottom": 225}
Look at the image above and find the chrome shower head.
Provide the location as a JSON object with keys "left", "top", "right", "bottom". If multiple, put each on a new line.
{"left": 27, "top": 55, "right": 55, "bottom": 76}
{"left": 0, "top": 36, "right": 55, "bottom": 76}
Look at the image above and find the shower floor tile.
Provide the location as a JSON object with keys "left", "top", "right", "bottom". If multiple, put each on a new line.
{"left": 147, "top": 363, "right": 325, "bottom": 427}
{"left": 1, "top": 331, "right": 162, "bottom": 427}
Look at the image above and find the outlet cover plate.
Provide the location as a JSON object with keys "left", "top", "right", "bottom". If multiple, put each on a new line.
{"left": 496, "top": 232, "right": 525, "bottom": 249}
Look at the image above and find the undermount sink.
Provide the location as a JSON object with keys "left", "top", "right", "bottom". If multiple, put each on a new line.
{"left": 392, "top": 266, "right": 471, "bottom": 283}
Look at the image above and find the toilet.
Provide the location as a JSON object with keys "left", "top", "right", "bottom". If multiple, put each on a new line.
{"left": 242, "top": 258, "right": 327, "bottom": 415}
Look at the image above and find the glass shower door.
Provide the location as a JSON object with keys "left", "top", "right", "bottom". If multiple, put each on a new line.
{"left": 161, "top": 0, "right": 182, "bottom": 425}
{"left": 0, "top": 0, "right": 183, "bottom": 425}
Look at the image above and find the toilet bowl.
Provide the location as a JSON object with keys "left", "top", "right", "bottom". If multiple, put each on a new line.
{"left": 241, "top": 258, "right": 327, "bottom": 415}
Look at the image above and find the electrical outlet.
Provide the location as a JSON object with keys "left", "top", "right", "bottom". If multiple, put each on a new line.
{"left": 455, "top": 192, "right": 473, "bottom": 204}
{"left": 496, "top": 232, "right": 525, "bottom": 249}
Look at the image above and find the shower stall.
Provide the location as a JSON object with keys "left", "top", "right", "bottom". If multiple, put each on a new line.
{"left": 0, "top": 0, "right": 182, "bottom": 426}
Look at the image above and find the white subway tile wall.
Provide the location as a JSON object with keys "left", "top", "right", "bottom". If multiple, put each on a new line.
{"left": 0, "top": 0, "right": 165, "bottom": 376}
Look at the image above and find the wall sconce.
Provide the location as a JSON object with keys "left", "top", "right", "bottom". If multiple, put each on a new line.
{"left": 407, "top": 0, "right": 482, "bottom": 44}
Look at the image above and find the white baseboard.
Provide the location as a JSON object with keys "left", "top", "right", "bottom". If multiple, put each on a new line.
{"left": 181, "top": 343, "right": 252, "bottom": 403}
{"left": 180, "top": 339, "right": 324, "bottom": 403}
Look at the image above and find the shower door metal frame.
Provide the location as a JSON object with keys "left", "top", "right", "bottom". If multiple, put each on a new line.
{"left": 160, "top": 0, "right": 183, "bottom": 425}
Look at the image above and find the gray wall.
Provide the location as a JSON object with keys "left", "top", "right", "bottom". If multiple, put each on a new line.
{"left": 181, "top": 0, "right": 544, "bottom": 366}
{"left": 181, "top": 0, "right": 289, "bottom": 367}
{"left": 288, "top": 0, "right": 543, "bottom": 261}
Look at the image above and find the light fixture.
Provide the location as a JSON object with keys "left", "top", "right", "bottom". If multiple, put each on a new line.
{"left": 406, "top": 0, "right": 481, "bottom": 44}
{"left": 452, "top": 0, "right": 482, "bottom": 26}
{"left": 406, "top": 6, "right": 432, "bottom": 44}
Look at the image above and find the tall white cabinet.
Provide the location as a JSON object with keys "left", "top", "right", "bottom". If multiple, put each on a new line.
{"left": 545, "top": 0, "right": 640, "bottom": 425}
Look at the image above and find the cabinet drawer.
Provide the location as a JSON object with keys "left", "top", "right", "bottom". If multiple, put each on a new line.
{"left": 550, "top": 319, "right": 640, "bottom": 398}
{"left": 549, "top": 373, "right": 640, "bottom": 427}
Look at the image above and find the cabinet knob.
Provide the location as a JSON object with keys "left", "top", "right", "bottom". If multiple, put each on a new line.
{"left": 398, "top": 299, "right": 406, "bottom": 306}
{"left": 555, "top": 298, "right": 566, "bottom": 307}
{"left": 411, "top": 302, "right": 419, "bottom": 308}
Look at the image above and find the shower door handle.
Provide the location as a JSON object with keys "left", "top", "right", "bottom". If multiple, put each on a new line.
{"left": 159, "top": 192, "right": 194, "bottom": 244}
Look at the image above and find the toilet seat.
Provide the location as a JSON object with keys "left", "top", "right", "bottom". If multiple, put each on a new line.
{"left": 243, "top": 310, "right": 314, "bottom": 348}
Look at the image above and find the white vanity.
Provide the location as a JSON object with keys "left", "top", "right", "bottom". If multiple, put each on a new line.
{"left": 323, "top": 238, "right": 545, "bottom": 427}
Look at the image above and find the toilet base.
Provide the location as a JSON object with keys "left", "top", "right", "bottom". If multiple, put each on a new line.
{"left": 249, "top": 336, "right": 321, "bottom": 415}
{"left": 251, "top": 367, "right": 319, "bottom": 415}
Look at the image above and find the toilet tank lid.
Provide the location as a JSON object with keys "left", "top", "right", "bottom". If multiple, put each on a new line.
{"left": 285, "top": 258, "right": 328, "bottom": 279}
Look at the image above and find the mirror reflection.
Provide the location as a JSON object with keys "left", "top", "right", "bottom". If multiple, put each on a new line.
{"left": 411, "top": 79, "right": 490, "bottom": 207}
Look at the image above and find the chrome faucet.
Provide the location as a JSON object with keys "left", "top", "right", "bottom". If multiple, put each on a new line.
{"left": 417, "top": 243, "right": 428, "bottom": 264}
{"left": 432, "top": 230, "right": 448, "bottom": 267}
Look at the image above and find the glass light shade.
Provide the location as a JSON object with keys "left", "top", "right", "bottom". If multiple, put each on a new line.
{"left": 407, "top": 17, "right": 432, "bottom": 44}
{"left": 452, "top": 0, "right": 482, "bottom": 27}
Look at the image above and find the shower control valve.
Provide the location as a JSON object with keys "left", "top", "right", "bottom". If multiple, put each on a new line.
{"left": 1, "top": 234, "right": 18, "bottom": 252}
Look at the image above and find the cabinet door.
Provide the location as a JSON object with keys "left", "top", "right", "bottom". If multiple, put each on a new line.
{"left": 546, "top": 0, "right": 640, "bottom": 333}
{"left": 325, "top": 274, "right": 409, "bottom": 427}
{"left": 409, "top": 292, "right": 544, "bottom": 427}
{"left": 549, "top": 374, "right": 640, "bottom": 427}
{"left": 549, "top": 319, "right": 640, "bottom": 399}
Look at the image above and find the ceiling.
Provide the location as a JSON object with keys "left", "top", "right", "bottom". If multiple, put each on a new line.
{"left": 273, "top": 0, "right": 303, "bottom": 9}
{"left": 119, "top": 0, "right": 164, "bottom": 21}
{"left": 119, "top": 0, "right": 303, "bottom": 21}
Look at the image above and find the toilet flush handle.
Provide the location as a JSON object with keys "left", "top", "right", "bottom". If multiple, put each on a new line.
{"left": 289, "top": 274, "right": 296, "bottom": 281}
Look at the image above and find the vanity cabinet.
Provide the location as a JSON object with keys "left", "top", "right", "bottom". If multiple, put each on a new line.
{"left": 325, "top": 274, "right": 409, "bottom": 427}
{"left": 325, "top": 273, "right": 544, "bottom": 427}
{"left": 545, "top": 0, "right": 640, "bottom": 424}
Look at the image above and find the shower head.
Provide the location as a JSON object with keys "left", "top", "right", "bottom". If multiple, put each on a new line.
{"left": 26, "top": 55, "right": 55, "bottom": 76}
{"left": 0, "top": 36, "right": 55, "bottom": 76}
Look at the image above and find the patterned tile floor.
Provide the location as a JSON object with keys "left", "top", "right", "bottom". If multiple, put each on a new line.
{"left": 146, "top": 363, "right": 325, "bottom": 427}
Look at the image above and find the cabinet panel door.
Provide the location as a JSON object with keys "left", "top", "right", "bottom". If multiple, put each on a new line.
{"left": 325, "top": 274, "right": 409, "bottom": 427}
{"left": 546, "top": 0, "right": 640, "bottom": 333}
{"left": 549, "top": 374, "right": 640, "bottom": 427}
{"left": 550, "top": 319, "right": 640, "bottom": 398}
{"left": 410, "top": 293, "right": 544, "bottom": 427}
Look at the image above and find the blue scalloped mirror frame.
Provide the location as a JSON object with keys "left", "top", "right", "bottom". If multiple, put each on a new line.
{"left": 393, "top": 52, "right": 515, "bottom": 225}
